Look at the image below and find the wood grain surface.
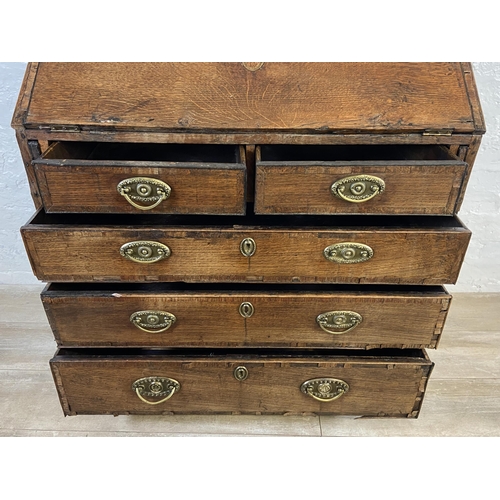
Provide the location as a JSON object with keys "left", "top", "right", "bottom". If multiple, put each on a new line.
{"left": 255, "top": 143, "right": 466, "bottom": 215}
{"left": 41, "top": 285, "right": 451, "bottom": 349}
{"left": 34, "top": 142, "right": 246, "bottom": 214}
{"left": 50, "top": 348, "right": 433, "bottom": 416}
{"left": 21, "top": 63, "right": 480, "bottom": 133}
{"left": 22, "top": 213, "right": 471, "bottom": 284}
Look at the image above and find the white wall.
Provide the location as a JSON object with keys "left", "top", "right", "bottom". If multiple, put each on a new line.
{"left": 448, "top": 63, "right": 500, "bottom": 292}
{"left": 0, "top": 63, "right": 37, "bottom": 284}
{"left": 0, "top": 62, "right": 499, "bottom": 290}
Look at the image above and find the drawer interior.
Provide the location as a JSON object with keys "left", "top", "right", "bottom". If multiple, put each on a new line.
{"left": 44, "top": 282, "right": 448, "bottom": 295}
{"left": 39, "top": 141, "right": 243, "bottom": 164}
{"left": 53, "top": 347, "right": 430, "bottom": 362}
{"left": 28, "top": 208, "right": 468, "bottom": 230}
{"left": 258, "top": 144, "right": 460, "bottom": 163}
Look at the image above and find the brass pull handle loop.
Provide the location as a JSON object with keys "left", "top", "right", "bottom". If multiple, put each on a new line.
{"left": 331, "top": 175, "right": 385, "bottom": 203}
{"left": 301, "top": 378, "right": 349, "bottom": 402}
{"left": 117, "top": 177, "right": 171, "bottom": 211}
{"left": 123, "top": 192, "right": 167, "bottom": 211}
{"left": 135, "top": 387, "right": 177, "bottom": 405}
{"left": 130, "top": 311, "right": 177, "bottom": 333}
{"left": 132, "top": 377, "right": 180, "bottom": 405}
{"left": 316, "top": 311, "right": 363, "bottom": 335}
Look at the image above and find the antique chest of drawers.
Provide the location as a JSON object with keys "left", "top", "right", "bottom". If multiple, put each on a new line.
{"left": 13, "top": 62, "right": 484, "bottom": 417}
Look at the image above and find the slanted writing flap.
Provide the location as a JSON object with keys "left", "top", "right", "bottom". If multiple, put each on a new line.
{"left": 19, "top": 62, "right": 481, "bottom": 134}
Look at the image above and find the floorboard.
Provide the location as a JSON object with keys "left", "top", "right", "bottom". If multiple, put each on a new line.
{"left": 0, "top": 288, "right": 499, "bottom": 437}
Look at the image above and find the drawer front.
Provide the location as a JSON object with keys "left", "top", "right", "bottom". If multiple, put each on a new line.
{"left": 42, "top": 285, "right": 451, "bottom": 349}
{"left": 23, "top": 213, "right": 471, "bottom": 285}
{"left": 33, "top": 143, "right": 246, "bottom": 215}
{"left": 255, "top": 145, "right": 467, "bottom": 215}
{"left": 50, "top": 348, "right": 433, "bottom": 417}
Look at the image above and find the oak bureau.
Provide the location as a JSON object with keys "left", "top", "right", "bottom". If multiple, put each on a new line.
{"left": 13, "top": 63, "right": 484, "bottom": 417}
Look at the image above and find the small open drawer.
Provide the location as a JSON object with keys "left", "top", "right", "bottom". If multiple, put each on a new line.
{"left": 50, "top": 347, "right": 433, "bottom": 417}
{"left": 255, "top": 144, "right": 467, "bottom": 215}
{"left": 33, "top": 142, "right": 247, "bottom": 215}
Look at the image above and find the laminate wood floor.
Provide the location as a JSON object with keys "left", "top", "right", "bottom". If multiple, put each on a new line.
{"left": 1, "top": 285, "right": 499, "bottom": 437}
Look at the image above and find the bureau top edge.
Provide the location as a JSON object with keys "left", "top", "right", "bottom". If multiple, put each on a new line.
{"left": 12, "top": 63, "right": 485, "bottom": 137}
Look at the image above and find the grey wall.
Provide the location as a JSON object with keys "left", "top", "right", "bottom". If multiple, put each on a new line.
{"left": 1, "top": 62, "right": 499, "bottom": 290}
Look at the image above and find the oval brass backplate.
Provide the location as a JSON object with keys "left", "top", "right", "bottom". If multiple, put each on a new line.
{"left": 120, "top": 241, "right": 171, "bottom": 264}
{"left": 132, "top": 376, "right": 181, "bottom": 405}
{"left": 130, "top": 311, "right": 177, "bottom": 333}
{"left": 239, "top": 302, "right": 255, "bottom": 318}
{"left": 234, "top": 366, "right": 249, "bottom": 381}
{"left": 316, "top": 311, "right": 362, "bottom": 335}
{"left": 331, "top": 175, "right": 385, "bottom": 203}
{"left": 240, "top": 237, "right": 256, "bottom": 257}
{"left": 323, "top": 242, "right": 373, "bottom": 264}
{"left": 117, "top": 177, "right": 171, "bottom": 211}
{"left": 300, "top": 378, "right": 349, "bottom": 402}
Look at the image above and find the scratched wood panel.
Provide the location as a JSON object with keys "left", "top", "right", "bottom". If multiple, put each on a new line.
{"left": 21, "top": 214, "right": 471, "bottom": 284}
{"left": 22, "top": 63, "right": 478, "bottom": 133}
{"left": 41, "top": 285, "right": 450, "bottom": 348}
{"left": 50, "top": 349, "right": 432, "bottom": 416}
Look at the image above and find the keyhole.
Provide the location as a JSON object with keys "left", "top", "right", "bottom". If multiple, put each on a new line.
{"left": 239, "top": 302, "right": 254, "bottom": 318}
{"left": 240, "top": 238, "right": 256, "bottom": 257}
{"left": 234, "top": 366, "right": 249, "bottom": 381}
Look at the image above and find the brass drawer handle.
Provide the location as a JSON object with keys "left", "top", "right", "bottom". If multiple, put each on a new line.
{"left": 130, "top": 311, "right": 176, "bottom": 333}
{"left": 117, "top": 177, "right": 171, "bottom": 211}
{"left": 316, "top": 311, "right": 362, "bottom": 334}
{"left": 120, "top": 241, "right": 171, "bottom": 263}
{"left": 331, "top": 175, "right": 385, "bottom": 203}
{"left": 301, "top": 378, "right": 349, "bottom": 402}
{"left": 132, "top": 377, "right": 180, "bottom": 405}
{"left": 323, "top": 242, "right": 373, "bottom": 264}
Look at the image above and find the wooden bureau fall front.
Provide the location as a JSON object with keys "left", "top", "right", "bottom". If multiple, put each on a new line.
{"left": 13, "top": 63, "right": 484, "bottom": 417}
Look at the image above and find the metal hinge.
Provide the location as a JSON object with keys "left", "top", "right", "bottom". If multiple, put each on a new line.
{"left": 38, "top": 125, "right": 81, "bottom": 132}
{"left": 422, "top": 129, "right": 453, "bottom": 136}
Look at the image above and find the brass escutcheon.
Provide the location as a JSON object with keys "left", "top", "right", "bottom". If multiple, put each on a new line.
{"left": 323, "top": 242, "right": 373, "bottom": 264}
{"left": 242, "top": 62, "right": 264, "bottom": 72}
{"left": 234, "top": 366, "right": 249, "bottom": 381}
{"left": 130, "top": 311, "right": 177, "bottom": 333}
{"left": 331, "top": 175, "right": 385, "bottom": 203}
{"left": 239, "top": 302, "right": 255, "bottom": 318}
{"left": 120, "top": 241, "right": 171, "bottom": 264}
{"left": 300, "top": 378, "right": 349, "bottom": 402}
{"left": 132, "top": 377, "right": 180, "bottom": 405}
{"left": 117, "top": 177, "right": 171, "bottom": 211}
{"left": 316, "top": 311, "right": 363, "bottom": 335}
{"left": 240, "top": 237, "right": 256, "bottom": 257}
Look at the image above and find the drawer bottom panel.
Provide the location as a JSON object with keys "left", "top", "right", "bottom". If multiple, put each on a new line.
{"left": 50, "top": 348, "right": 433, "bottom": 417}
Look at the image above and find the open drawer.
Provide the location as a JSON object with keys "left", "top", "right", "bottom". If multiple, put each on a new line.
{"left": 42, "top": 283, "right": 451, "bottom": 349}
{"left": 50, "top": 347, "right": 433, "bottom": 417}
{"left": 255, "top": 144, "right": 467, "bottom": 215}
{"left": 22, "top": 211, "right": 471, "bottom": 285}
{"left": 33, "top": 142, "right": 247, "bottom": 215}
